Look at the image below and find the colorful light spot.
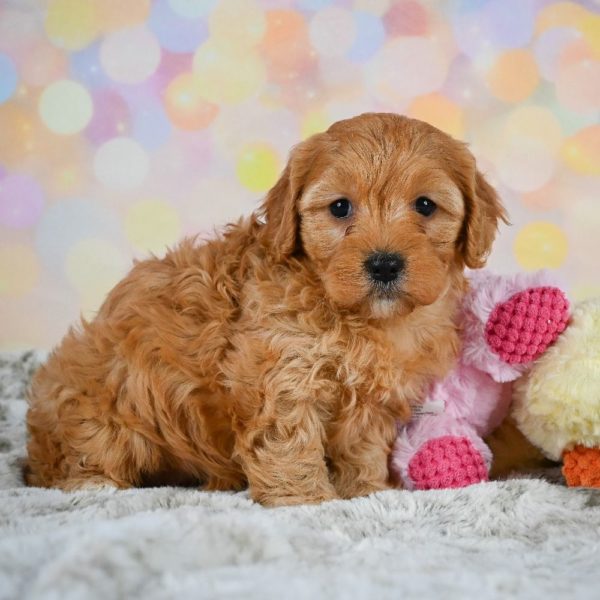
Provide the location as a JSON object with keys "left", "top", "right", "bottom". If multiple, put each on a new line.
{"left": 45, "top": 160, "right": 88, "bottom": 198}
{"left": 504, "top": 106, "right": 563, "bottom": 153}
{"left": 301, "top": 110, "right": 329, "bottom": 139}
{"left": 561, "top": 126, "right": 600, "bottom": 175}
{"left": 297, "top": 0, "right": 332, "bottom": 9}
{"left": 0, "top": 9, "right": 39, "bottom": 54}
{"left": 237, "top": 143, "right": 280, "bottom": 192}
{"left": 148, "top": 50, "right": 193, "bottom": 93}
{"left": 543, "top": 94, "right": 598, "bottom": 137}
{"left": 580, "top": 14, "right": 600, "bottom": 58}
{"left": 487, "top": 49, "right": 539, "bottom": 103}
{"left": 520, "top": 172, "right": 594, "bottom": 214}
{"left": 20, "top": 41, "right": 68, "bottom": 87}
{"left": 125, "top": 199, "right": 181, "bottom": 254}
{"left": 558, "top": 38, "right": 594, "bottom": 68}
{"left": 45, "top": 0, "right": 99, "bottom": 51}
{"left": 28, "top": 135, "right": 89, "bottom": 199}
{"left": 100, "top": 26, "right": 161, "bottom": 84}
{"left": 212, "top": 102, "right": 298, "bottom": 157}
{"left": 193, "top": 41, "right": 265, "bottom": 104}
{"left": 260, "top": 10, "right": 314, "bottom": 81}
{"left": 369, "top": 37, "right": 448, "bottom": 103}
{"left": 164, "top": 73, "right": 219, "bottom": 130}
{"left": 132, "top": 99, "right": 172, "bottom": 150}
{"left": 309, "top": 7, "right": 357, "bottom": 57}
{"left": 70, "top": 43, "right": 109, "bottom": 89}
{"left": 408, "top": 94, "right": 464, "bottom": 138}
{"left": 451, "top": 8, "right": 495, "bottom": 63}
{"left": 521, "top": 178, "right": 564, "bottom": 213}
{"left": 0, "top": 104, "right": 44, "bottom": 167}
{"left": 383, "top": 1, "right": 429, "bottom": 37}
{"left": 98, "top": 0, "right": 151, "bottom": 32}
{"left": 168, "top": 0, "right": 218, "bottom": 19}
{"left": 319, "top": 55, "right": 360, "bottom": 89}
{"left": 0, "top": 174, "right": 45, "bottom": 229}
{"left": 209, "top": 0, "right": 266, "bottom": 51}
{"left": 93, "top": 137, "right": 149, "bottom": 190}
{"left": 39, "top": 80, "right": 93, "bottom": 135}
{"left": 0, "top": 244, "right": 40, "bottom": 297}
{"left": 149, "top": 0, "right": 209, "bottom": 53}
{"left": 65, "top": 238, "right": 129, "bottom": 312}
{"left": 535, "top": 2, "right": 590, "bottom": 34}
{"left": 457, "top": 2, "right": 488, "bottom": 16}
{"left": 178, "top": 177, "right": 253, "bottom": 235}
{"left": 484, "top": 0, "right": 535, "bottom": 49}
{"left": 533, "top": 27, "right": 582, "bottom": 81}
{"left": 347, "top": 11, "right": 385, "bottom": 62}
{"left": 353, "top": 0, "right": 390, "bottom": 14}
{"left": 0, "top": 54, "right": 18, "bottom": 104}
{"left": 35, "top": 198, "right": 122, "bottom": 273}
{"left": 555, "top": 56, "right": 600, "bottom": 113}
{"left": 442, "top": 55, "right": 493, "bottom": 106}
{"left": 496, "top": 138, "right": 556, "bottom": 193}
{"left": 150, "top": 133, "right": 212, "bottom": 183}
{"left": 85, "top": 89, "right": 131, "bottom": 144}
{"left": 567, "top": 196, "right": 600, "bottom": 275}
{"left": 514, "top": 222, "right": 568, "bottom": 270}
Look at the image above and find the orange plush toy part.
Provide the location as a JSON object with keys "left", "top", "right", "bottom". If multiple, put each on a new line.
{"left": 562, "top": 446, "right": 600, "bottom": 488}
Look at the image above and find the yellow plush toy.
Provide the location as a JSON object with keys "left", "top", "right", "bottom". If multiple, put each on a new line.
{"left": 512, "top": 299, "right": 600, "bottom": 487}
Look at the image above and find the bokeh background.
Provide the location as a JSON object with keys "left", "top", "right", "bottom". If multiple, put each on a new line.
{"left": 0, "top": 0, "right": 599, "bottom": 350}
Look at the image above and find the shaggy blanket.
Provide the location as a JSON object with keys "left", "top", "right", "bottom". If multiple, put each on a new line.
{"left": 1, "top": 352, "right": 599, "bottom": 600}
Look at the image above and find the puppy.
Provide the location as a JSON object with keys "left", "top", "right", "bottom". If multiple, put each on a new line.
{"left": 26, "top": 113, "right": 506, "bottom": 506}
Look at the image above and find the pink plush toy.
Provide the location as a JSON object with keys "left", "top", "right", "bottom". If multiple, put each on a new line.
{"left": 390, "top": 270, "right": 570, "bottom": 490}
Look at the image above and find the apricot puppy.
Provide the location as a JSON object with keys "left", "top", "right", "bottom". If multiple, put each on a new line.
{"left": 26, "top": 113, "right": 506, "bottom": 506}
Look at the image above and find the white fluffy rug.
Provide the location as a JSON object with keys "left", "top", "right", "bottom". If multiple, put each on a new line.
{"left": 1, "top": 352, "right": 599, "bottom": 600}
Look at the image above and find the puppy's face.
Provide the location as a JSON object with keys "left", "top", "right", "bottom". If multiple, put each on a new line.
{"left": 261, "top": 113, "right": 506, "bottom": 319}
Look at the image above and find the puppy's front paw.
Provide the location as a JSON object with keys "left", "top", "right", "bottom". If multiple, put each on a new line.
{"left": 255, "top": 488, "right": 340, "bottom": 507}
{"left": 334, "top": 479, "right": 392, "bottom": 500}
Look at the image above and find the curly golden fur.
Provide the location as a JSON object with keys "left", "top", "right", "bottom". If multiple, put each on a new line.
{"left": 26, "top": 113, "right": 506, "bottom": 506}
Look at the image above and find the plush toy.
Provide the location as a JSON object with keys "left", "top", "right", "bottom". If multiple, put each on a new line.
{"left": 390, "top": 269, "right": 570, "bottom": 490}
{"left": 512, "top": 299, "right": 600, "bottom": 488}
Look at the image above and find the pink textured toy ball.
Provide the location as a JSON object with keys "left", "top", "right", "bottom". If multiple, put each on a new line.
{"left": 485, "top": 286, "right": 569, "bottom": 364}
{"left": 407, "top": 436, "right": 488, "bottom": 490}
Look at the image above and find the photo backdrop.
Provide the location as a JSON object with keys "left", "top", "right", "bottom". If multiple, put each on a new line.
{"left": 0, "top": 0, "right": 599, "bottom": 350}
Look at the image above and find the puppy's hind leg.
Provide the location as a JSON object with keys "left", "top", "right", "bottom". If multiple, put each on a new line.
{"left": 25, "top": 443, "right": 135, "bottom": 491}
{"left": 27, "top": 400, "right": 166, "bottom": 491}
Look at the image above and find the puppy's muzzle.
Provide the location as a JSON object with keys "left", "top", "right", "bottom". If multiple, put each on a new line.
{"left": 364, "top": 251, "right": 405, "bottom": 285}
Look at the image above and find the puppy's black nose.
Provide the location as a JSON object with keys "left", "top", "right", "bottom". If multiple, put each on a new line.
{"left": 364, "top": 252, "right": 404, "bottom": 284}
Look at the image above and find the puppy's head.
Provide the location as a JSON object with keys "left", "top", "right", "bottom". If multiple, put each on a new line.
{"left": 260, "top": 113, "right": 507, "bottom": 319}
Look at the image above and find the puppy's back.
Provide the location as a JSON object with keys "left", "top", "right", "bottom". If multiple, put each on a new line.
{"left": 25, "top": 221, "right": 257, "bottom": 489}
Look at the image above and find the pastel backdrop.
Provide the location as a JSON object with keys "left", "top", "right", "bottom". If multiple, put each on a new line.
{"left": 0, "top": 0, "right": 599, "bottom": 350}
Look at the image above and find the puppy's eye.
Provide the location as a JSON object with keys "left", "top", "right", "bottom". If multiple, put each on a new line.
{"left": 414, "top": 197, "right": 437, "bottom": 217}
{"left": 330, "top": 198, "right": 352, "bottom": 218}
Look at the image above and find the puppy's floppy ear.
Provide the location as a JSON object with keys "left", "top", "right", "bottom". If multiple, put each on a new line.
{"left": 459, "top": 170, "right": 509, "bottom": 268}
{"left": 259, "top": 162, "right": 298, "bottom": 262}
{"left": 259, "top": 136, "right": 322, "bottom": 262}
